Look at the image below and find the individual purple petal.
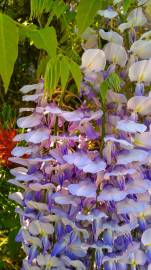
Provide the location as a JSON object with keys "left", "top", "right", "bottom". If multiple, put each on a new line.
{"left": 130, "top": 40, "right": 151, "bottom": 60}
{"left": 19, "top": 108, "right": 34, "bottom": 113}
{"left": 63, "top": 152, "right": 90, "bottom": 168}
{"left": 15, "top": 173, "right": 42, "bottom": 182}
{"left": 22, "top": 229, "right": 42, "bottom": 247}
{"left": 13, "top": 133, "right": 26, "bottom": 142}
{"left": 96, "top": 250, "right": 103, "bottom": 269}
{"left": 119, "top": 7, "right": 147, "bottom": 32}
{"left": 134, "top": 131, "right": 151, "bottom": 149}
{"left": 11, "top": 146, "right": 33, "bottom": 157}
{"left": 117, "top": 149, "right": 148, "bottom": 165}
{"left": 98, "top": 186, "right": 127, "bottom": 202}
{"left": 126, "top": 179, "right": 151, "bottom": 194}
{"left": 20, "top": 83, "right": 43, "bottom": 94}
{"left": 83, "top": 160, "right": 106, "bottom": 173}
{"left": 28, "top": 246, "right": 38, "bottom": 264}
{"left": 104, "top": 136, "right": 133, "bottom": 149}
{"left": 80, "top": 110, "right": 103, "bottom": 124}
{"left": 129, "top": 249, "right": 147, "bottom": 266}
{"left": 107, "top": 90, "right": 127, "bottom": 104}
{"left": 104, "top": 168, "right": 136, "bottom": 177}
{"left": 17, "top": 113, "right": 42, "bottom": 128}
{"left": 104, "top": 261, "right": 116, "bottom": 270}
{"left": 135, "top": 82, "right": 144, "bottom": 96}
{"left": 9, "top": 192, "right": 24, "bottom": 205}
{"left": 25, "top": 128, "right": 50, "bottom": 143}
{"left": 51, "top": 237, "right": 68, "bottom": 256}
{"left": 104, "top": 42, "right": 128, "bottom": 67}
{"left": 117, "top": 120, "right": 147, "bottom": 133}
{"left": 146, "top": 247, "right": 151, "bottom": 263}
{"left": 10, "top": 167, "right": 42, "bottom": 181}
{"left": 23, "top": 259, "right": 41, "bottom": 270}
{"left": 99, "top": 29, "right": 123, "bottom": 45}
{"left": 68, "top": 242, "right": 87, "bottom": 258}
{"left": 97, "top": 9, "right": 118, "bottom": 19}
{"left": 37, "top": 254, "right": 62, "bottom": 267}
{"left": 141, "top": 228, "right": 151, "bottom": 246}
{"left": 63, "top": 152, "right": 106, "bottom": 173}
{"left": 49, "top": 135, "right": 79, "bottom": 142}
{"left": 61, "top": 256, "right": 86, "bottom": 270}
{"left": 117, "top": 199, "right": 148, "bottom": 214}
{"left": 26, "top": 201, "right": 48, "bottom": 211}
{"left": 29, "top": 183, "right": 54, "bottom": 191}
{"left": 22, "top": 93, "right": 43, "bottom": 101}
{"left": 52, "top": 193, "right": 78, "bottom": 207}
{"left": 114, "top": 235, "right": 129, "bottom": 252}
{"left": 10, "top": 166, "right": 28, "bottom": 176}
{"left": 76, "top": 210, "right": 107, "bottom": 221}
{"left": 62, "top": 111, "right": 84, "bottom": 122}
{"left": 116, "top": 263, "right": 127, "bottom": 270}
{"left": 49, "top": 149, "right": 65, "bottom": 164}
{"left": 29, "top": 220, "right": 54, "bottom": 236}
{"left": 68, "top": 181, "right": 96, "bottom": 198}
{"left": 9, "top": 157, "right": 29, "bottom": 166}
{"left": 44, "top": 105, "right": 62, "bottom": 115}
{"left": 128, "top": 95, "right": 151, "bottom": 115}
{"left": 129, "top": 60, "right": 151, "bottom": 83}
{"left": 35, "top": 106, "right": 45, "bottom": 113}
{"left": 83, "top": 123, "right": 99, "bottom": 140}
{"left": 8, "top": 179, "right": 25, "bottom": 189}
{"left": 81, "top": 49, "right": 106, "bottom": 74}
{"left": 9, "top": 156, "right": 52, "bottom": 166}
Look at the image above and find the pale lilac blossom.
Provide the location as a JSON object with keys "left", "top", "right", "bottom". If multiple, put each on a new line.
{"left": 104, "top": 42, "right": 128, "bottom": 67}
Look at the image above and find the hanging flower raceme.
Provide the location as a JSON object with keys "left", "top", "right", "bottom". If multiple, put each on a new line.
{"left": 9, "top": 3, "right": 151, "bottom": 270}
{"left": 9, "top": 76, "right": 151, "bottom": 269}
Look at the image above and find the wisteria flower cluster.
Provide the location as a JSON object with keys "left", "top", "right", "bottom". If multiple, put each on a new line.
{"left": 10, "top": 2, "right": 151, "bottom": 270}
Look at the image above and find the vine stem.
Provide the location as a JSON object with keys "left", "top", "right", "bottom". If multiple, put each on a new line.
{"left": 100, "top": 95, "right": 106, "bottom": 155}
{"left": 90, "top": 249, "right": 95, "bottom": 270}
{"left": 54, "top": 116, "right": 58, "bottom": 136}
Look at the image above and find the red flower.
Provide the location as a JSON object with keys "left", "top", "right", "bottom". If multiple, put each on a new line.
{"left": 0, "top": 129, "right": 17, "bottom": 168}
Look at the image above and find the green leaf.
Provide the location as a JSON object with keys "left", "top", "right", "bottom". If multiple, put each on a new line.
{"left": 0, "top": 13, "right": 18, "bottom": 92}
{"left": 123, "top": 0, "right": 132, "bottom": 13}
{"left": 107, "top": 72, "right": 122, "bottom": 92}
{"left": 25, "top": 26, "right": 57, "bottom": 57}
{"left": 100, "top": 80, "right": 109, "bottom": 104}
{"left": 76, "top": 0, "right": 100, "bottom": 35}
{"left": 60, "top": 57, "right": 70, "bottom": 90}
{"left": 53, "top": 0, "right": 66, "bottom": 18}
{"left": 52, "top": 57, "right": 60, "bottom": 90}
{"left": 63, "top": 45, "right": 81, "bottom": 64}
{"left": 100, "top": 72, "right": 123, "bottom": 103}
{"left": 30, "top": 0, "right": 53, "bottom": 18}
{"left": 44, "top": 56, "right": 60, "bottom": 97}
{"left": 44, "top": 55, "right": 82, "bottom": 96}
{"left": 67, "top": 59, "right": 82, "bottom": 90}
{"left": 19, "top": 23, "right": 37, "bottom": 40}
{"left": 37, "top": 56, "right": 49, "bottom": 79}
{"left": 30, "top": 0, "right": 66, "bottom": 19}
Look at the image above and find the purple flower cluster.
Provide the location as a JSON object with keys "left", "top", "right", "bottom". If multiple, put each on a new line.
{"left": 9, "top": 4, "right": 151, "bottom": 270}
{"left": 9, "top": 79, "right": 151, "bottom": 269}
